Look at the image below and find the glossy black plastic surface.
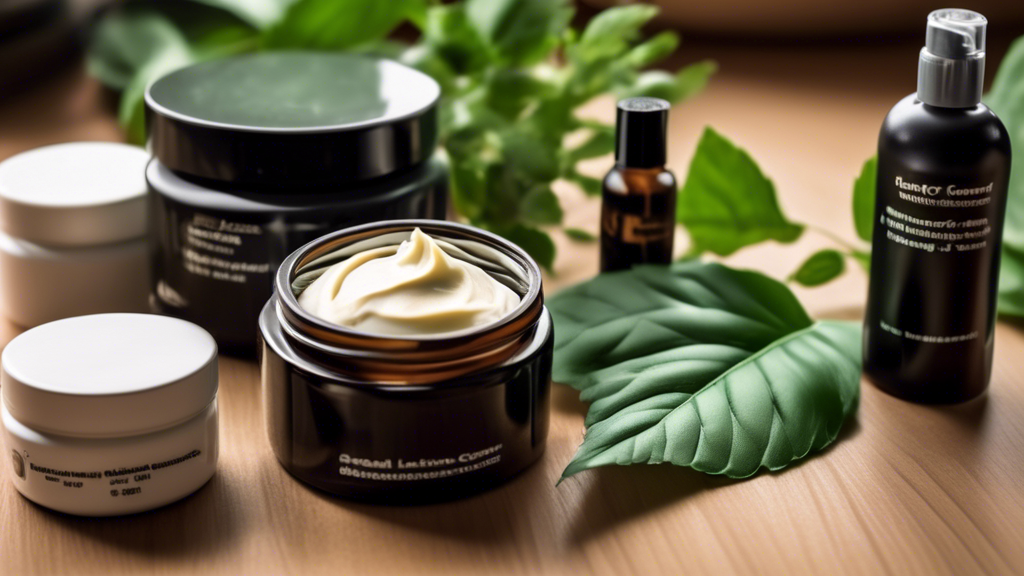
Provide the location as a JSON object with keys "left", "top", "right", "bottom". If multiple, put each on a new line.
{"left": 864, "top": 94, "right": 1012, "bottom": 403}
{"left": 615, "top": 97, "right": 669, "bottom": 168}
{"left": 148, "top": 159, "right": 448, "bottom": 355}
{"left": 145, "top": 54, "right": 440, "bottom": 188}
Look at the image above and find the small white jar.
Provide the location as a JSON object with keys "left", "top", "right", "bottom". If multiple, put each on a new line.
{"left": 1, "top": 314, "right": 219, "bottom": 516}
{"left": 0, "top": 142, "right": 150, "bottom": 328}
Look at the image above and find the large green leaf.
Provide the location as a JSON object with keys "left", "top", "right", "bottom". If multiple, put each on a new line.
{"left": 790, "top": 249, "right": 846, "bottom": 287}
{"left": 625, "top": 31, "right": 679, "bottom": 68}
{"left": 620, "top": 60, "right": 717, "bottom": 104}
{"left": 119, "top": 47, "right": 195, "bottom": 145}
{"left": 573, "top": 4, "right": 659, "bottom": 63}
{"left": 552, "top": 263, "right": 812, "bottom": 386}
{"left": 565, "top": 228, "right": 597, "bottom": 242}
{"left": 86, "top": 7, "right": 194, "bottom": 91}
{"left": 420, "top": 3, "right": 492, "bottom": 75}
{"left": 87, "top": 2, "right": 259, "bottom": 90}
{"left": 191, "top": 0, "right": 293, "bottom": 29}
{"left": 678, "top": 128, "right": 804, "bottom": 256}
{"left": 519, "top": 188, "right": 563, "bottom": 226}
{"left": 499, "top": 130, "right": 560, "bottom": 181}
{"left": 88, "top": 8, "right": 197, "bottom": 144}
{"left": 852, "top": 157, "right": 877, "bottom": 243}
{"left": 88, "top": 2, "right": 262, "bottom": 143}
{"left": 465, "top": 0, "right": 572, "bottom": 65}
{"left": 484, "top": 69, "right": 557, "bottom": 121}
{"left": 999, "top": 244, "right": 1024, "bottom": 317}
{"left": 986, "top": 37, "right": 1024, "bottom": 317}
{"left": 263, "top": 0, "right": 426, "bottom": 50}
{"left": 549, "top": 262, "right": 861, "bottom": 479}
{"left": 563, "top": 125, "right": 615, "bottom": 165}
{"left": 492, "top": 223, "right": 555, "bottom": 271}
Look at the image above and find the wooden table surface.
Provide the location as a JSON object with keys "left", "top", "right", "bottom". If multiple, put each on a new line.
{"left": 2, "top": 38, "right": 1024, "bottom": 575}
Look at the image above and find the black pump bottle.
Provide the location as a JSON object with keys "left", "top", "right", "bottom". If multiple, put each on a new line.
{"left": 863, "top": 9, "right": 1012, "bottom": 404}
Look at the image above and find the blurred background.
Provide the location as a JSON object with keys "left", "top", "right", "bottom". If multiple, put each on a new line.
{"left": 5, "top": 0, "right": 1024, "bottom": 90}
{"left": 1, "top": 0, "right": 1023, "bottom": 309}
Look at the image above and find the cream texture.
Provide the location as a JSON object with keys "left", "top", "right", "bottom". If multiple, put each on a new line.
{"left": 298, "top": 228, "right": 520, "bottom": 335}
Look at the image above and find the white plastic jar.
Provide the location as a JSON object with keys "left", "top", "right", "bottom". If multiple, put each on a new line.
{"left": 1, "top": 314, "right": 219, "bottom": 516}
{"left": 0, "top": 142, "right": 150, "bottom": 328}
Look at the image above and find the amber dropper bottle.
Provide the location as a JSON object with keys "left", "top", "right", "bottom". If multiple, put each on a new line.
{"left": 600, "top": 97, "right": 677, "bottom": 272}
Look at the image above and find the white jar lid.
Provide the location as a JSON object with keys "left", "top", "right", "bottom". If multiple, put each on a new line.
{"left": 1, "top": 314, "right": 218, "bottom": 437}
{"left": 0, "top": 142, "right": 149, "bottom": 247}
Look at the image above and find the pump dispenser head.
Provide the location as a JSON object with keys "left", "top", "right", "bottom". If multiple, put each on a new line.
{"left": 918, "top": 9, "right": 987, "bottom": 108}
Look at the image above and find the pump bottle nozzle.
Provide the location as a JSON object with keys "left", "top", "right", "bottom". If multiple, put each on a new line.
{"left": 918, "top": 9, "right": 987, "bottom": 108}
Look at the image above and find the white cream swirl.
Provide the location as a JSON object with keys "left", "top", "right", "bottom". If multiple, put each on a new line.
{"left": 298, "top": 228, "right": 521, "bottom": 336}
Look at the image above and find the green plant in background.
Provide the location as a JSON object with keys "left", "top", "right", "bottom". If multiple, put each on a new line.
{"left": 674, "top": 127, "right": 872, "bottom": 287}
{"left": 548, "top": 262, "right": 861, "bottom": 480}
{"left": 87, "top": 0, "right": 1024, "bottom": 305}
{"left": 87, "top": 0, "right": 716, "bottom": 269}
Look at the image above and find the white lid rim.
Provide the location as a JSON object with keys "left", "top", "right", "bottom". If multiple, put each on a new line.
{"left": 0, "top": 314, "right": 219, "bottom": 437}
{"left": 1, "top": 394, "right": 217, "bottom": 439}
{"left": 1, "top": 340, "right": 218, "bottom": 399}
{"left": 0, "top": 187, "right": 147, "bottom": 211}
{"left": 0, "top": 142, "right": 149, "bottom": 246}
{"left": 1, "top": 360, "right": 218, "bottom": 437}
{"left": 0, "top": 230, "right": 148, "bottom": 257}
{"left": 0, "top": 197, "right": 148, "bottom": 247}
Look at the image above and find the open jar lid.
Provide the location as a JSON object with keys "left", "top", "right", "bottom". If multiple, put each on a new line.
{"left": 1, "top": 314, "right": 218, "bottom": 437}
{"left": 145, "top": 53, "right": 441, "bottom": 189}
{"left": 0, "top": 142, "right": 149, "bottom": 247}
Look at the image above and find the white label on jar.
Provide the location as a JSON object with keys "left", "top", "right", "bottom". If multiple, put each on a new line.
{"left": 20, "top": 449, "right": 203, "bottom": 497}
{"left": 337, "top": 444, "right": 503, "bottom": 482}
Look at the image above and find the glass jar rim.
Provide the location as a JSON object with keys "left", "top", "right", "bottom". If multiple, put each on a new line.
{"left": 272, "top": 220, "right": 544, "bottom": 381}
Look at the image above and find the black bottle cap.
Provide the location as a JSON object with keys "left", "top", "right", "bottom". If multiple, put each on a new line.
{"left": 615, "top": 97, "right": 669, "bottom": 168}
{"left": 145, "top": 53, "right": 440, "bottom": 190}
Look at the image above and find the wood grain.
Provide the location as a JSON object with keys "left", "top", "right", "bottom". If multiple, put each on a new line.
{"left": 2, "top": 39, "right": 1024, "bottom": 575}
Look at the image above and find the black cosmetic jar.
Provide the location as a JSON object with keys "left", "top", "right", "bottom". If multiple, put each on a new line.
{"left": 144, "top": 53, "right": 448, "bottom": 353}
{"left": 259, "top": 220, "right": 552, "bottom": 504}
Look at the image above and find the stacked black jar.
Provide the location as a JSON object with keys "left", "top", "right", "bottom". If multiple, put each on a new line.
{"left": 144, "top": 53, "right": 448, "bottom": 353}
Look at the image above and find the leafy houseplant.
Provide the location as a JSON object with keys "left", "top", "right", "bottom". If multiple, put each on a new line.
{"left": 87, "top": 0, "right": 716, "bottom": 269}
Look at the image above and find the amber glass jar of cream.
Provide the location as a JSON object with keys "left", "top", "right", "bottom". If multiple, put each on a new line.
{"left": 1, "top": 314, "right": 219, "bottom": 516}
{"left": 145, "top": 53, "right": 447, "bottom": 354}
{"left": 259, "top": 221, "right": 551, "bottom": 504}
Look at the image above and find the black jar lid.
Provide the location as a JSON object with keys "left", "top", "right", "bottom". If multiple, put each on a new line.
{"left": 145, "top": 53, "right": 440, "bottom": 188}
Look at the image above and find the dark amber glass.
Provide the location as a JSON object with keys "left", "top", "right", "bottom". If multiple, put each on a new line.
{"left": 600, "top": 165, "right": 677, "bottom": 272}
{"left": 259, "top": 220, "right": 552, "bottom": 503}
